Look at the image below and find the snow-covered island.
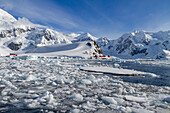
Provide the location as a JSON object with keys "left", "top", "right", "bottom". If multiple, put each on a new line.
{"left": 0, "top": 8, "right": 170, "bottom": 113}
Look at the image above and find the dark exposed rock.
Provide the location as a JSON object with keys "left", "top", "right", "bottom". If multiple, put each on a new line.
{"left": 93, "top": 41, "right": 103, "bottom": 55}
{"left": 86, "top": 42, "right": 92, "bottom": 47}
{"left": 142, "top": 40, "right": 150, "bottom": 45}
{"left": 162, "top": 40, "right": 169, "bottom": 50}
{"left": 0, "top": 28, "right": 35, "bottom": 38}
{"left": 43, "top": 30, "right": 55, "bottom": 41}
{"left": 156, "top": 53, "right": 166, "bottom": 59}
{"left": 155, "top": 42, "right": 161, "bottom": 45}
{"left": 108, "top": 45, "right": 113, "bottom": 50}
{"left": 8, "top": 42, "right": 22, "bottom": 50}
{"left": 131, "top": 48, "right": 148, "bottom": 56}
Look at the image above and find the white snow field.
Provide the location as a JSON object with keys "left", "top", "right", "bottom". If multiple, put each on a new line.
{"left": 22, "top": 41, "right": 97, "bottom": 57}
{"left": 0, "top": 56, "right": 169, "bottom": 113}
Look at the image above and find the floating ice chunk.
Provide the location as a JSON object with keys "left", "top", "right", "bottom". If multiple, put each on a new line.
{"left": 113, "top": 97, "right": 125, "bottom": 105}
{"left": 1, "top": 88, "right": 10, "bottom": 96}
{"left": 101, "top": 96, "right": 117, "bottom": 105}
{"left": 66, "top": 79, "right": 74, "bottom": 84}
{"left": 143, "top": 73, "right": 158, "bottom": 77}
{"left": 80, "top": 66, "right": 144, "bottom": 75}
{"left": 69, "top": 93, "right": 83, "bottom": 101}
{"left": 82, "top": 101, "right": 96, "bottom": 111}
{"left": 55, "top": 76, "right": 74, "bottom": 84}
{"left": 26, "top": 100, "right": 40, "bottom": 109}
{"left": 26, "top": 56, "right": 39, "bottom": 60}
{"left": 0, "top": 79, "right": 17, "bottom": 89}
{"left": 25, "top": 75, "right": 37, "bottom": 81}
{"left": 35, "top": 91, "right": 56, "bottom": 106}
{"left": 113, "top": 63, "right": 120, "bottom": 68}
{"left": 86, "top": 75, "right": 102, "bottom": 83}
{"left": 70, "top": 109, "right": 80, "bottom": 113}
{"left": 50, "top": 82, "right": 57, "bottom": 86}
{"left": 131, "top": 107, "right": 154, "bottom": 113}
{"left": 55, "top": 76, "right": 65, "bottom": 84}
{"left": 86, "top": 75, "right": 96, "bottom": 81}
{"left": 111, "top": 83, "right": 123, "bottom": 88}
{"left": 116, "top": 88, "right": 123, "bottom": 95}
{"left": 117, "top": 106, "right": 132, "bottom": 113}
{"left": 163, "top": 97, "right": 170, "bottom": 103}
{"left": 79, "top": 79, "right": 92, "bottom": 85}
{"left": 12, "top": 92, "right": 38, "bottom": 98}
{"left": 124, "top": 95, "right": 147, "bottom": 103}
{"left": 126, "top": 87, "right": 136, "bottom": 94}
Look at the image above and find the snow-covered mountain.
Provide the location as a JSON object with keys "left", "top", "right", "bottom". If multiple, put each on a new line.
{"left": 98, "top": 31, "right": 170, "bottom": 59}
{"left": 1, "top": 8, "right": 170, "bottom": 59}
{"left": 74, "top": 33, "right": 98, "bottom": 42}
{"left": 0, "top": 8, "right": 16, "bottom": 23}
{"left": 0, "top": 9, "right": 103, "bottom": 57}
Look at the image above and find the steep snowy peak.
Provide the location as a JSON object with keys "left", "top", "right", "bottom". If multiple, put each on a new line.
{"left": 41, "top": 28, "right": 72, "bottom": 44}
{"left": 12, "top": 17, "right": 42, "bottom": 30}
{"left": 0, "top": 8, "right": 17, "bottom": 23}
{"left": 75, "top": 33, "right": 98, "bottom": 41}
{"left": 118, "top": 31, "right": 153, "bottom": 45}
{"left": 96, "top": 37, "right": 110, "bottom": 47}
{"left": 13, "top": 28, "right": 72, "bottom": 48}
{"left": 0, "top": 9, "right": 44, "bottom": 31}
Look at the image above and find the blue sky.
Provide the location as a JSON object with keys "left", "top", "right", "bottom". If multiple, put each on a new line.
{"left": 0, "top": 0, "right": 170, "bottom": 39}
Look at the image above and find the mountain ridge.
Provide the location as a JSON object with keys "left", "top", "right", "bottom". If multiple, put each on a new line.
{"left": 0, "top": 8, "right": 170, "bottom": 59}
{"left": 0, "top": 8, "right": 103, "bottom": 57}
{"left": 98, "top": 30, "right": 170, "bottom": 59}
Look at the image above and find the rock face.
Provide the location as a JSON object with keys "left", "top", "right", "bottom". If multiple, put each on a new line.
{"left": 86, "top": 41, "right": 103, "bottom": 56}
{"left": 93, "top": 41, "right": 103, "bottom": 55}
{"left": 97, "top": 31, "right": 170, "bottom": 59}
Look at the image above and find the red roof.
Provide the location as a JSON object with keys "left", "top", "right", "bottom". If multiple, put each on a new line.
{"left": 10, "top": 53, "right": 17, "bottom": 56}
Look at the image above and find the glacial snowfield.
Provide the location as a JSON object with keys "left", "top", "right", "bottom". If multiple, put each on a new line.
{"left": 0, "top": 56, "right": 169, "bottom": 113}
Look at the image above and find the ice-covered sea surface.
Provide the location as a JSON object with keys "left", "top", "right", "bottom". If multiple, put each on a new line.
{"left": 0, "top": 56, "right": 169, "bottom": 113}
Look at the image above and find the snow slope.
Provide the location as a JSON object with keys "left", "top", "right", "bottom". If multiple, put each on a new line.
{"left": 23, "top": 41, "right": 102, "bottom": 57}
{"left": 0, "top": 9, "right": 16, "bottom": 23}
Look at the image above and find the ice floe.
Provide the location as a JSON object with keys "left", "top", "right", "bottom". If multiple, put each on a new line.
{"left": 0, "top": 56, "right": 169, "bottom": 112}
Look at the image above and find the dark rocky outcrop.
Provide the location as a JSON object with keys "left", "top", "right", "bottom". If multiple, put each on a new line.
{"left": 8, "top": 42, "right": 22, "bottom": 50}
{"left": 43, "top": 30, "right": 55, "bottom": 41}
{"left": 131, "top": 48, "right": 148, "bottom": 56}
{"left": 93, "top": 41, "right": 103, "bottom": 55}
{"left": 0, "top": 28, "right": 35, "bottom": 38}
